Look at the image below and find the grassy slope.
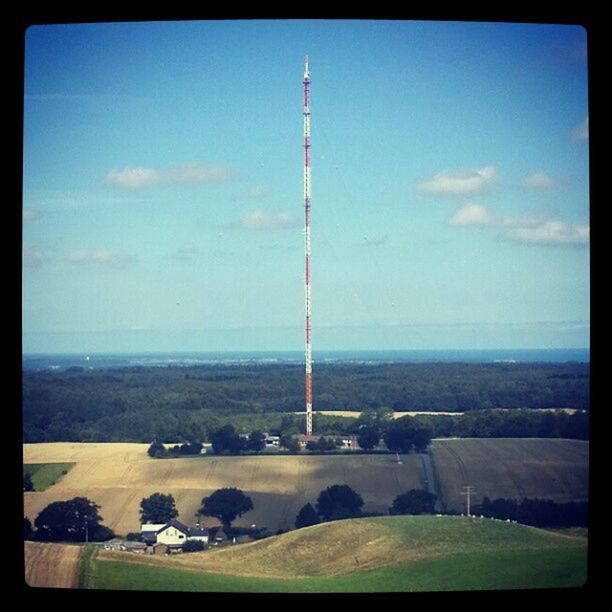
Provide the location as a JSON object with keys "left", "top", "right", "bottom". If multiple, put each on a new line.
{"left": 23, "top": 463, "right": 75, "bottom": 491}
{"left": 91, "top": 515, "right": 587, "bottom": 592}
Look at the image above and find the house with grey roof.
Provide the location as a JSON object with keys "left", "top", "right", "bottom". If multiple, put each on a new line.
{"left": 140, "top": 519, "right": 210, "bottom": 548}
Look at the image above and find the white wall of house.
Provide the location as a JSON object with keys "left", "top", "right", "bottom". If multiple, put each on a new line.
{"left": 188, "top": 534, "right": 209, "bottom": 543}
{"left": 157, "top": 525, "right": 188, "bottom": 545}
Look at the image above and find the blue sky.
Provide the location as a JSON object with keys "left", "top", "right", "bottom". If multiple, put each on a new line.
{"left": 22, "top": 19, "right": 590, "bottom": 353}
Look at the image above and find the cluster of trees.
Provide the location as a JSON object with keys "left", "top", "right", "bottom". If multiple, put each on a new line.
{"left": 474, "top": 497, "right": 589, "bottom": 528}
{"left": 294, "top": 485, "right": 438, "bottom": 529}
{"left": 27, "top": 488, "right": 256, "bottom": 547}
{"left": 209, "top": 425, "right": 265, "bottom": 454}
{"left": 295, "top": 485, "right": 365, "bottom": 528}
{"left": 144, "top": 408, "right": 589, "bottom": 458}
{"left": 25, "top": 497, "right": 114, "bottom": 543}
{"left": 409, "top": 409, "right": 589, "bottom": 441}
{"left": 23, "top": 361, "right": 588, "bottom": 442}
{"left": 24, "top": 487, "right": 588, "bottom": 546}
{"left": 147, "top": 440, "right": 203, "bottom": 458}
{"left": 305, "top": 437, "right": 342, "bottom": 452}
{"left": 139, "top": 489, "right": 254, "bottom": 535}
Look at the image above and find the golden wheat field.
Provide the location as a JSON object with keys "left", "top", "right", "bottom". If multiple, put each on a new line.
{"left": 23, "top": 438, "right": 588, "bottom": 536}
{"left": 23, "top": 443, "right": 424, "bottom": 535}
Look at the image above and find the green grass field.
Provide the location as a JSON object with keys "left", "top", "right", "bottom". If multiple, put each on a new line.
{"left": 92, "top": 548, "right": 587, "bottom": 593}
{"left": 89, "top": 515, "right": 588, "bottom": 593}
{"left": 23, "top": 463, "right": 75, "bottom": 491}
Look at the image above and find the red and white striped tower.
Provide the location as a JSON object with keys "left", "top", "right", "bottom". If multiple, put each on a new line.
{"left": 303, "top": 55, "right": 313, "bottom": 437}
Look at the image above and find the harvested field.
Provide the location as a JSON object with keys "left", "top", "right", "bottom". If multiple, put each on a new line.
{"left": 23, "top": 439, "right": 588, "bottom": 536}
{"left": 23, "top": 443, "right": 424, "bottom": 535}
{"left": 24, "top": 541, "right": 83, "bottom": 589}
{"left": 431, "top": 438, "right": 589, "bottom": 512}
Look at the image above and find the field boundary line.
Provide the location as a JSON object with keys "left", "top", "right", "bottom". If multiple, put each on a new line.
{"left": 78, "top": 544, "right": 98, "bottom": 589}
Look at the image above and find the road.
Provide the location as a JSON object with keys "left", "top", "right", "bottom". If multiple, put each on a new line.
{"left": 420, "top": 452, "right": 444, "bottom": 513}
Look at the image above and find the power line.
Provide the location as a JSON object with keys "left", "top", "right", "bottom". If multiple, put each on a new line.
{"left": 461, "top": 485, "right": 476, "bottom": 517}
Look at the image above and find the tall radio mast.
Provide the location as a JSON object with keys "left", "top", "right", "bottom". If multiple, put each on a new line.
{"left": 303, "top": 55, "right": 313, "bottom": 437}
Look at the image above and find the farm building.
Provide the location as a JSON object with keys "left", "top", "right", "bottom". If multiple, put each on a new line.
{"left": 140, "top": 520, "right": 210, "bottom": 547}
{"left": 294, "top": 434, "right": 360, "bottom": 450}
{"left": 264, "top": 434, "right": 280, "bottom": 447}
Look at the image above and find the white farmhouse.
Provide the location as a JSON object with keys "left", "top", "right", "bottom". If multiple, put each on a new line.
{"left": 141, "top": 520, "right": 210, "bottom": 548}
{"left": 156, "top": 520, "right": 190, "bottom": 546}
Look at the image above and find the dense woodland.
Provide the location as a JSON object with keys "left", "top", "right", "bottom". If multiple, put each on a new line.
{"left": 22, "top": 362, "right": 589, "bottom": 443}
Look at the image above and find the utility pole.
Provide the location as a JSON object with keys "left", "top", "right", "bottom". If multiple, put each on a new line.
{"left": 303, "top": 54, "right": 313, "bottom": 437}
{"left": 461, "top": 486, "right": 475, "bottom": 517}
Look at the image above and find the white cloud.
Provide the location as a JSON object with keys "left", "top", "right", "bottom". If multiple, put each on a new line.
{"left": 418, "top": 166, "right": 497, "bottom": 195}
{"left": 172, "top": 244, "right": 199, "bottom": 260}
{"left": 105, "top": 162, "right": 235, "bottom": 189}
{"left": 105, "top": 167, "right": 159, "bottom": 189}
{"left": 504, "top": 220, "right": 589, "bottom": 245}
{"left": 448, "top": 204, "right": 589, "bottom": 247}
{"left": 361, "top": 234, "right": 389, "bottom": 247}
{"left": 68, "top": 250, "right": 138, "bottom": 265}
{"left": 23, "top": 208, "right": 43, "bottom": 222}
{"left": 448, "top": 203, "right": 493, "bottom": 226}
{"left": 239, "top": 210, "right": 297, "bottom": 230}
{"left": 571, "top": 116, "right": 589, "bottom": 142}
{"left": 23, "top": 246, "right": 47, "bottom": 267}
{"left": 521, "top": 172, "right": 558, "bottom": 190}
{"left": 232, "top": 186, "right": 269, "bottom": 201}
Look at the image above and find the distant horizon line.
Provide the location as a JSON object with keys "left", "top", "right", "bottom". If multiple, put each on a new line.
{"left": 22, "top": 347, "right": 589, "bottom": 357}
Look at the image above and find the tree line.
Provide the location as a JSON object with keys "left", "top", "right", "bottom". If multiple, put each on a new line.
{"left": 145, "top": 416, "right": 435, "bottom": 456}
{"left": 474, "top": 497, "right": 589, "bottom": 528}
{"left": 23, "top": 361, "right": 588, "bottom": 443}
{"left": 24, "top": 485, "right": 589, "bottom": 546}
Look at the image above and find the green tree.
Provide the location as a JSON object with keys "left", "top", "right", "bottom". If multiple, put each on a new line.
{"left": 280, "top": 435, "right": 300, "bottom": 453}
{"left": 410, "top": 425, "right": 432, "bottom": 451}
{"left": 246, "top": 430, "right": 265, "bottom": 452}
{"left": 34, "top": 497, "right": 110, "bottom": 542}
{"left": 23, "top": 472, "right": 34, "bottom": 492}
{"left": 295, "top": 503, "right": 321, "bottom": 529}
{"left": 316, "top": 484, "right": 364, "bottom": 521}
{"left": 383, "top": 417, "right": 432, "bottom": 453}
{"left": 357, "top": 425, "right": 380, "bottom": 451}
{"left": 24, "top": 517, "right": 33, "bottom": 540}
{"left": 147, "top": 439, "right": 166, "bottom": 458}
{"left": 182, "top": 540, "right": 205, "bottom": 552}
{"left": 140, "top": 493, "right": 179, "bottom": 524}
{"left": 199, "top": 488, "right": 254, "bottom": 531}
{"left": 210, "top": 425, "right": 244, "bottom": 454}
{"left": 389, "top": 489, "right": 437, "bottom": 515}
{"left": 383, "top": 422, "right": 414, "bottom": 453}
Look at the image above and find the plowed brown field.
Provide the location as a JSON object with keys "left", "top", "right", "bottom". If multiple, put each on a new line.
{"left": 24, "top": 541, "right": 83, "bottom": 589}
{"left": 431, "top": 438, "right": 589, "bottom": 511}
{"left": 23, "top": 444, "right": 424, "bottom": 535}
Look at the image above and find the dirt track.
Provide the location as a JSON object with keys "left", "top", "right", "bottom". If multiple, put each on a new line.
{"left": 24, "top": 541, "right": 83, "bottom": 589}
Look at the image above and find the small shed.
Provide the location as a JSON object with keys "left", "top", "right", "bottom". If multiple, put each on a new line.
{"left": 187, "top": 526, "right": 209, "bottom": 543}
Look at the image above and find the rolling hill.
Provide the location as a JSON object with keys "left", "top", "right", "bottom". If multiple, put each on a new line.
{"left": 88, "top": 515, "right": 587, "bottom": 592}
